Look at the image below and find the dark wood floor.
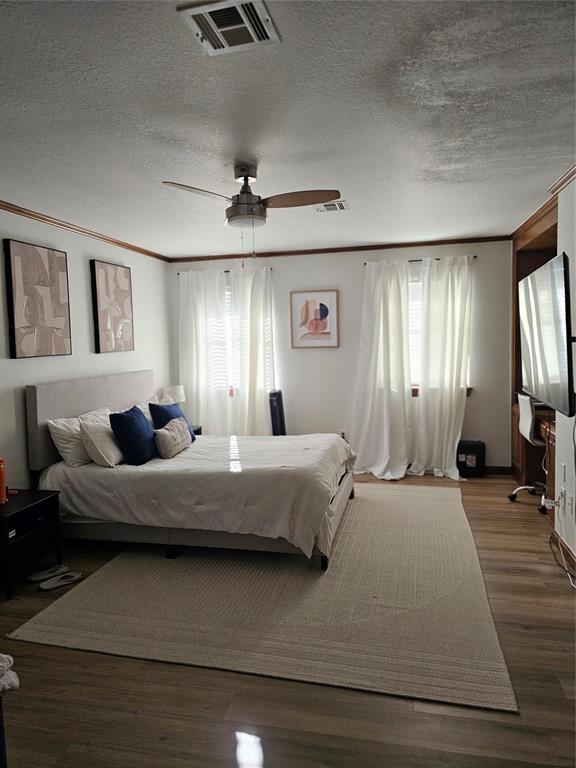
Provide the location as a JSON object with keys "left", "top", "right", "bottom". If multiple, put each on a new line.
{"left": 1, "top": 475, "right": 574, "bottom": 768}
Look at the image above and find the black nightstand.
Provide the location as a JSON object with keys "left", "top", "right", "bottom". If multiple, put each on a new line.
{"left": 192, "top": 425, "right": 202, "bottom": 435}
{"left": 0, "top": 490, "right": 61, "bottom": 600}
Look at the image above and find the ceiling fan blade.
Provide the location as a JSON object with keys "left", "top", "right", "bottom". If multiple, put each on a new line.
{"left": 262, "top": 190, "right": 341, "bottom": 208}
{"left": 162, "top": 181, "right": 232, "bottom": 202}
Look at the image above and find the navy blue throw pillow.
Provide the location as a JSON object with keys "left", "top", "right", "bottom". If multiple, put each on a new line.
{"left": 149, "top": 403, "right": 196, "bottom": 441}
{"left": 109, "top": 406, "right": 157, "bottom": 465}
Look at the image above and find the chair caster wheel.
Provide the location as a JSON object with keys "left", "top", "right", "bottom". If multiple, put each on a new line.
{"left": 538, "top": 505, "right": 548, "bottom": 515}
{"left": 508, "top": 494, "right": 517, "bottom": 502}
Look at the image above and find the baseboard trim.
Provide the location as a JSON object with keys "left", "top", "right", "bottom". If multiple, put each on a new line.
{"left": 485, "top": 466, "right": 513, "bottom": 475}
{"left": 551, "top": 530, "right": 576, "bottom": 572}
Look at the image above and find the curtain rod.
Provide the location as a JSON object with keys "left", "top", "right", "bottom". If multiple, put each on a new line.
{"left": 364, "top": 255, "right": 478, "bottom": 266}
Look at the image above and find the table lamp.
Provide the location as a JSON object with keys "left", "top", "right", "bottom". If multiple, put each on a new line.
{"left": 161, "top": 385, "right": 186, "bottom": 404}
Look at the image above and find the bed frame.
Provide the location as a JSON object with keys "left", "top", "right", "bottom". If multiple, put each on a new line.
{"left": 26, "top": 370, "right": 354, "bottom": 570}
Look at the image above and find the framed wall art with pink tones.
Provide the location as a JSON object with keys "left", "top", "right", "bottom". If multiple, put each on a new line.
{"left": 90, "top": 259, "right": 134, "bottom": 353}
{"left": 290, "top": 289, "right": 339, "bottom": 349}
{"left": 3, "top": 239, "right": 72, "bottom": 359}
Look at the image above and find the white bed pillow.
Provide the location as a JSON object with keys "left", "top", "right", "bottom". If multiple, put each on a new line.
{"left": 155, "top": 417, "right": 192, "bottom": 459}
{"left": 79, "top": 421, "right": 124, "bottom": 468}
{"left": 47, "top": 408, "right": 111, "bottom": 466}
{"left": 133, "top": 395, "right": 173, "bottom": 422}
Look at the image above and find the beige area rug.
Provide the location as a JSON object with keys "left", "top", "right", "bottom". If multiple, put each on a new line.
{"left": 10, "top": 484, "right": 517, "bottom": 711}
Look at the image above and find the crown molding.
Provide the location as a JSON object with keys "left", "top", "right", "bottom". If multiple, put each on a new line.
{"left": 170, "top": 235, "right": 511, "bottom": 263}
{"left": 0, "top": 198, "right": 512, "bottom": 264}
{"left": 548, "top": 163, "right": 576, "bottom": 197}
{"left": 0, "top": 199, "right": 170, "bottom": 262}
{"left": 511, "top": 163, "right": 575, "bottom": 248}
{"left": 512, "top": 196, "right": 558, "bottom": 250}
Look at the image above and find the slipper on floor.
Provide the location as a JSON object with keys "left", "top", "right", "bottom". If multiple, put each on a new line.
{"left": 39, "top": 572, "right": 83, "bottom": 591}
{"left": 27, "top": 564, "right": 70, "bottom": 583}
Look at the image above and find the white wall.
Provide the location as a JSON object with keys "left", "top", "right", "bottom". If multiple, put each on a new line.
{"left": 172, "top": 239, "right": 513, "bottom": 467}
{"left": 0, "top": 212, "right": 172, "bottom": 488}
{"left": 555, "top": 180, "right": 576, "bottom": 553}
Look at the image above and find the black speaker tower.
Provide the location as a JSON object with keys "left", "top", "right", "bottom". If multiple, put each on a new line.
{"left": 269, "top": 390, "right": 286, "bottom": 436}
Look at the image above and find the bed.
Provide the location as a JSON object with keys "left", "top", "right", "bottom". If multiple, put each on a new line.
{"left": 26, "top": 370, "right": 356, "bottom": 568}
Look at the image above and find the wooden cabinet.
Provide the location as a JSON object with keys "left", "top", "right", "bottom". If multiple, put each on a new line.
{"left": 511, "top": 196, "right": 558, "bottom": 502}
{"left": 511, "top": 404, "right": 520, "bottom": 478}
{"left": 0, "top": 490, "right": 61, "bottom": 600}
{"left": 537, "top": 412, "right": 556, "bottom": 518}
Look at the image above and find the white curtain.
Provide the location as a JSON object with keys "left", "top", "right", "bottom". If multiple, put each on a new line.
{"left": 351, "top": 260, "right": 413, "bottom": 479}
{"left": 178, "top": 267, "right": 275, "bottom": 435}
{"left": 351, "top": 255, "right": 472, "bottom": 480}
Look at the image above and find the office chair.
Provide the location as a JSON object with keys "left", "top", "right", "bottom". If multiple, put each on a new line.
{"left": 508, "top": 394, "right": 548, "bottom": 513}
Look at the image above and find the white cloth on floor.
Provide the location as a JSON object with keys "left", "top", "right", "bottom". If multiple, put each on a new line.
{"left": 0, "top": 654, "right": 19, "bottom": 693}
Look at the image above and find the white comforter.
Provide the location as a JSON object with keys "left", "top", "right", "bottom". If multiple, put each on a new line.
{"left": 41, "top": 434, "right": 355, "bottom": 557}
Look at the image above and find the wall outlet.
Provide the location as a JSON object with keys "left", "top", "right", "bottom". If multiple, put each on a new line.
{"left": 339, "top": 429, "right": 349, "bottom": 442}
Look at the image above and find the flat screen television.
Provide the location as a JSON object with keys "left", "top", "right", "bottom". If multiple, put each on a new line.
{"left": 519, "top": 252, "right": 574, "bottom": 416}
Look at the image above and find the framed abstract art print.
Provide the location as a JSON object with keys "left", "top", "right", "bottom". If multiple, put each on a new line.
{"left": 290, "top": 289, "right": 339, "bottom": 348}
{"left": 90, "top": 259, "right": 134, "bottom": 353}
{"left": 3, "top": 239, "right": 71, "bottom": 358}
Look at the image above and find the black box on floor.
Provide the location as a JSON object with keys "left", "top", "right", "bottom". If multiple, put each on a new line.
{"left": 457, "top": 440, "right": 486, "bottom": 478}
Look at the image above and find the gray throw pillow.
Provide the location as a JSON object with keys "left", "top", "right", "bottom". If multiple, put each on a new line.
{"left": 154, "top": 417, "right": 192, "bottom": 459}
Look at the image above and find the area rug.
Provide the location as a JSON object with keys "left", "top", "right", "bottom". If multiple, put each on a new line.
{"left": 10, "top": 483, "right": 517, "bottom": 711}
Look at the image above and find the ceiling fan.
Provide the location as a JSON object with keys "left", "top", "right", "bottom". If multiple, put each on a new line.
{"left": 163, "top": 162, "right": 341, "bottom": 228}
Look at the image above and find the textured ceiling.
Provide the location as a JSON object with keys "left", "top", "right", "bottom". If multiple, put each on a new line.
{"left": 0, "top": 0, "right": 574, "bottom": 256}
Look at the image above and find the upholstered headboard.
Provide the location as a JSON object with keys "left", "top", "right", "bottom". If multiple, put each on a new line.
{"left": 26, "top": 370, "right": 155, "bottom": 471}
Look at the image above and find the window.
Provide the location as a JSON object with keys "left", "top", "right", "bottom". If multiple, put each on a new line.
{"left": 224, "top": 283, "right": 239, "bottom": 395}
{"left": 209, "top": 282, "right": 274, "bottom": 397}
{"left": 179, "top": 267, "right": 274, "bottom": 436}
{"left": 407, "top": 262, "right": 471, "bottom": 393}
{"left": 408, "top": 271, "right": 423, "bottom": 386}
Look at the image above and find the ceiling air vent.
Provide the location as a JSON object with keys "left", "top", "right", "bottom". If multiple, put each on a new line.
{"left": 316, "top": 200, "right": 349, "bottom": 213}
{"left": 178, "top": 0, "right": 280, "bottom": 56}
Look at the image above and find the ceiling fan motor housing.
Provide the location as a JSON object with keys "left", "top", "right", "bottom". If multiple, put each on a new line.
{"left": 234, "top": 162, "right": 257, "bottom": 182}
{"left": 226, "top": 192, "right": 267, "bottom": 227}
